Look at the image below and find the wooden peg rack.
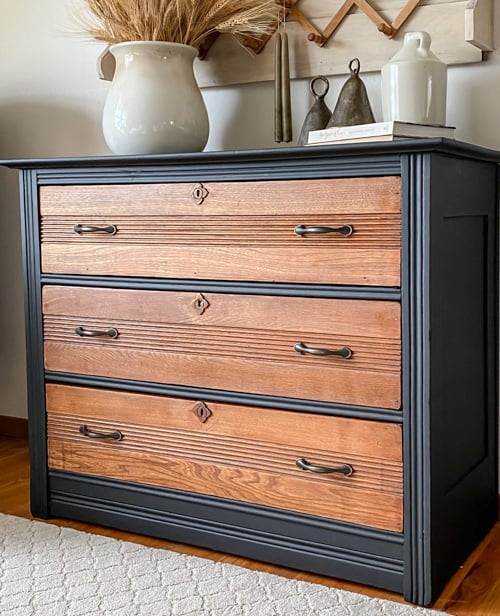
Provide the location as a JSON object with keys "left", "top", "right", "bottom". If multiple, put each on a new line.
{"left": 198, "top": 0, "right": 422, "bottom": 60}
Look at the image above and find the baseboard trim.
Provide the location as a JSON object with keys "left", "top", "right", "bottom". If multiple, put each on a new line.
{"left": 0, "top": 415, "right": 28, "bottom": 439}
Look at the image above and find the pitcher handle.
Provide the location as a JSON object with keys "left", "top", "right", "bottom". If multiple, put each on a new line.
{"left": 97, "top": 46, "right": 115, "bottom": 81}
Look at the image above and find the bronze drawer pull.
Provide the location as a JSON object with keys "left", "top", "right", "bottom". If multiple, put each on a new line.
{"left": 79, "top": 425, "right": 123, "bottom": 441}
{"left": 294, "top": 341, "right": 352, "bottom": 359}
{"left": 75, "top": 326, "right": 119, "bottom": 339}
{"left": 296, "top": 457, "right": 354, "bottom": 476}
{"left": 294, "top": 224, "right": 353, "bottom": 237}
{"left": 74, "top": 224, "right": 118, "bottom": 235}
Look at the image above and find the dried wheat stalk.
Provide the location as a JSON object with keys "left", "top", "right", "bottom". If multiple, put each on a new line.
{"left": 80, "top": 0, "right": 279, "bottom": 49}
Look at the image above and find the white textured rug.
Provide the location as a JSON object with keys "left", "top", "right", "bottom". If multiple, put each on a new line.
{"left": 0, "top": 513, "right": 448, "bottom": 616}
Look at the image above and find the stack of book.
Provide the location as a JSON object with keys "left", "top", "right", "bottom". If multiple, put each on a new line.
{"left": 306, "top": 121, "right": 456, "bottom": 146}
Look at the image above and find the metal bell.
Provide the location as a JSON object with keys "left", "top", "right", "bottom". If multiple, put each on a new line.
{"left": 297, "top": 76, "right": 332, "bottom": 146}
{"left": 326, "top": 58, "right": 375, "bottom": 128}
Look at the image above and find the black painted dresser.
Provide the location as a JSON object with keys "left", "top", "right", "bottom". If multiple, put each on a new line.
{"left": 3, "top": 140, "right": 499, "bottom": 606}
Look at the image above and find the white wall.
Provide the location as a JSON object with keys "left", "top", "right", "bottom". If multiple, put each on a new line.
{"left": 0, "top": 0, "right": 499, "bottom": 472}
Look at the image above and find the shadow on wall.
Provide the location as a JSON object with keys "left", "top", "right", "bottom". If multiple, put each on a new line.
{"left": 0, "top": 164, "right": 27, "bottom": 417}
{"left": 203, "top": 81, "right": 278, "bottom": 151}
{"left": 202, "top": 70, "right": 384, "bottom": 152}
{"left": 203, "top": 79, "right": 319, "bottom": 152}
{"left": 0, "top": 101, "right": 108, "bottom": 418}
{"left": 447, "top": 57, "right": 500, "bottom": 150}
{"left": 0, "top": 101, "right": 108, "bottom": 160}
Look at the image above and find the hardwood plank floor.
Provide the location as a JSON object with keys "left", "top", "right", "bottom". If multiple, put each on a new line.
{"left": 1, "top": 436, "right": 499, "bottom": 614}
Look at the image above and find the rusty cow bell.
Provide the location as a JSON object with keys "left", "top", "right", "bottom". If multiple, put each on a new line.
{"left": 326, "top": 58, "right": 375, "bottom": 127}
{"left": 297, "top": 76, "right": 332, "bottom": 146}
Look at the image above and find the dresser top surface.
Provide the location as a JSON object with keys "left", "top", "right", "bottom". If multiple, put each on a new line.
{"left": 2, "top": 138, "right": 500, "bottom": 170}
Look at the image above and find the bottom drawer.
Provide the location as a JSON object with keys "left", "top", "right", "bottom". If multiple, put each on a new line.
{"left": 46, "top": 384, "right": 403, "bottom": 532}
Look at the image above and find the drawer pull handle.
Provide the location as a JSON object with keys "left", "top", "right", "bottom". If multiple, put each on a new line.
{"left": 294, "top": 341, "right": 352, "bottom": 359}
{"left": 296, "top": 458, "right": 354, "bottom": 476}
{"left": 74, "top": 224, "right": 118, "bottom": 235}
{"left": 294, "top": 224, "right": 353, "bottom": 237}
{"left": 75, "top": 326, "right": 119, "bottom": 339}
{"left": 79, "top": 425, "right": 123, "bottom": 441}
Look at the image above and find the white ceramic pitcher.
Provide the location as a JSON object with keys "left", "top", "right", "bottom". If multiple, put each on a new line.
{"left": 102, "top": 41, "right": 209, "bottom": 155}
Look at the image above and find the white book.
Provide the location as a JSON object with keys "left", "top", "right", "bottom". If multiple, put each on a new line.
{"left": 307, "top": 121, "right": 456, "bottom": 145}
{"left": 305, "top": 135, "right": 404, "bottom": 146}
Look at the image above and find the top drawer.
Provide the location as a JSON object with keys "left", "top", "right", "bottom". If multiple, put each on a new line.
{"left": 39, "top": 177, "right": 401, "bottom": 286}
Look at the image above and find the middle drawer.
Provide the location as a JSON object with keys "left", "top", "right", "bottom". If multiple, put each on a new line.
{"left": 43, "top": 286, "right": 401, "bottom": 409}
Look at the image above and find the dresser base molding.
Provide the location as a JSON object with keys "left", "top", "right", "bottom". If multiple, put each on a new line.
{"left": 48, "top": 470, "right": 404, "bottom": 594}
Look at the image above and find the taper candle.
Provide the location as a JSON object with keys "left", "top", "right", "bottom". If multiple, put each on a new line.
{"left": 281, "top": 31, "right": 292, "bottom": 142}
{"left": 274, "top": 32, "right": 283, "bottom": 143}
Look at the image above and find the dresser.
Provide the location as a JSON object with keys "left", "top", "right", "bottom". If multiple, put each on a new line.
{"left": 5, "top": 140, "right": 499, "bottom": 606}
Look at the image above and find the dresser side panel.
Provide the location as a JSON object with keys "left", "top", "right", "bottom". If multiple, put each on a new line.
{"left": 426, "top": 154, "right": 498, "bottom": 601}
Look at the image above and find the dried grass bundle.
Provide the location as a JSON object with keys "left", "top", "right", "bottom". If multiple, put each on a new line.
{"left": 80, "top": 0, "right": 279, "bottom": 49}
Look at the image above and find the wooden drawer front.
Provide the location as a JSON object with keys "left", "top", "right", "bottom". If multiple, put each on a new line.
{"left": 43, "top": 286, "right": 401, "bottom": 409}
{"left": 46, "top": 384, "right": 403, "bottom": 532}
{"left": 39, "top": 177, "right": 401, "bottom": 286}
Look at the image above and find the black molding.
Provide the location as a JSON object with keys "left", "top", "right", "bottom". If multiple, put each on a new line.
{"left": 19, "top": 170, "right": 49, "bottom": 518}
{"left": 14, "top": 150, "right": 402, "bottom": 184}
{"left": 41, "top": 275, "right": 401, "bottom": 301}
{"left": 49, "top": 470, "right": 404, "bottom": 593}
{"left": 402, "top": 153, "right": 431, "bottom": 605}
{"left": 32, "top": 157, "right": 399, "bottom": 184}
{"left": 2, "top": 138, "right": 500, "bottom": 173}
{"left": 44, "top": 372, "right": 403, "bottom": 424}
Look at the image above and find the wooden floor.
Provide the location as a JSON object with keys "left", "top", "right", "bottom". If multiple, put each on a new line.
{"left": 1, "top": 435, "right": 499, "bottom": 615}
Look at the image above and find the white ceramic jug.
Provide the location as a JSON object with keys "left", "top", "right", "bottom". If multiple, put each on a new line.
{"left": 102, "top": 41, "right": 209, "bottom": 155}
{"left": 381, "top": 31, "right": 447, "bottom": 125}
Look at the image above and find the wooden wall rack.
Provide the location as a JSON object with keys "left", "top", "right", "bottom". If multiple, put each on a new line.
{"left": 200, "top": 0, "right": 424, "bottom": 60}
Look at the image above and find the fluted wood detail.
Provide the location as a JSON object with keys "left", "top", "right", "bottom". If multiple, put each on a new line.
{"left": 44, "top": 316, "right": 400, "bottom": 373}
{"left": 41, "top": 214, "right": 400, "bottom": 248}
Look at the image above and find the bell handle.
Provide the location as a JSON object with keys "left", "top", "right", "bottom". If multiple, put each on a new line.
{"left": 349, "top": 58, "right": 361, "bottom": 75}
{"left": 310, "top": 75, "right": 329, "bottom": 100}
